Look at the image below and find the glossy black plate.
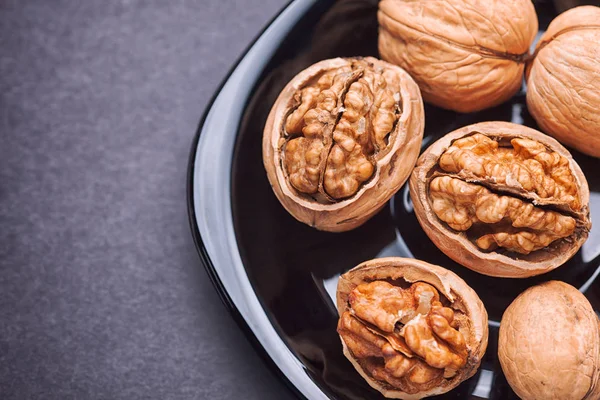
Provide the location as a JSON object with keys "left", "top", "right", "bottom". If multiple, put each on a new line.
{"left": 188, "top": 0, "right": 600, "bottom": 398}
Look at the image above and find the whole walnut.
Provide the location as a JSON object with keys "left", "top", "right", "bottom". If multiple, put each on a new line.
{"left": 526, "top": 6, "right": 600, "bottom": 157}
{"left": 263, "top": 57, "right": 424, "bottom": 232}
{"left": 499, "top": 281, "right": 600, "bottom": 400}
{"left": 336, "top": 257, "right": 488, "bottom": 399}
{"left": 410, "top": 122, "right": 591, "bottom": 278}
{"left": 378, "top": 0, "right": 538, "bottom": 113}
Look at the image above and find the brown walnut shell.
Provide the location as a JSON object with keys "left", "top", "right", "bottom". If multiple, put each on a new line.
{"left": 378, "top": 0, "right": 538, "bottom": 113}
{"left": 526, "top": 5, "right": 600, "bottom": 157}
{"left": 498, "top": 281, "right": 600, "bottom": 400}
{"left": 336, "top": 257, "right": 488, "bottom": 399}
{"left": 410, "top": 121, "right": 591, "bottom": 278}
{"left": 263, "top": 57, "right": 424, "bottom": 232}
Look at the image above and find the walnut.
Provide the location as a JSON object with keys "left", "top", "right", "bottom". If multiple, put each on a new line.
{"left": 263, "top": 57, "right": 424, "bottom": 231}
{"left": 526, "top": 6, "right": 600, "bottom": 157}
{"left": 498, "top": 281, "right": 600, "bottom": 400}
{"left": 377, "top": 0, "right": 538, "bottom": 113}
{"left": 336, "top": 257, "right": 488, "bottom": 399}
{"left": 410, "top": 122, "right": 590, "bottom": 278}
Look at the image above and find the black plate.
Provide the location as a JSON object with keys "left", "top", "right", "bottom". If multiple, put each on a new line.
{"left": 188, "top": 1, "right": 600, "bottom": 398}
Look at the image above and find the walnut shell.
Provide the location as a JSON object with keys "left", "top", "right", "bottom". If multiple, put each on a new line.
{"left": 526, "top": 6, "right": 600, "bottom": 157}
{"left": 410, "top": 121, "right": 591, "bottom": 278}
{"left": 498, "top": 281, "right": 600, "bottom": 400}
{"left": 263, "top": 57, "right": 424, "bottom": 232}
{"left": 336, "top": 257, "right": 488, "bottom": 399}
{"left": 378, "top": 0, "right": 538, "bottom": 113}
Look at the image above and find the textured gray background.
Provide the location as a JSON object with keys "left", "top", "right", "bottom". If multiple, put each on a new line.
{"left": 0, "top": 0, "right": 295, "bottom": 399}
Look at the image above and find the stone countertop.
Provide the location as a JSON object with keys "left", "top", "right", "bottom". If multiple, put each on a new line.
{"left": 0, "top": 0, "right": 295, "bottom": 398}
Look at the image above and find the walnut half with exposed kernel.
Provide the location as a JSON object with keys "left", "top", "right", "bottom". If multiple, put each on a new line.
{"left": 337, "top": 257, "right": 488, "bottom": 399}
{"left": 263, "top": 57, "right": 424, "bottom": 232}
{"left": 410, "top": 122, "right": 591, "bottom": 278}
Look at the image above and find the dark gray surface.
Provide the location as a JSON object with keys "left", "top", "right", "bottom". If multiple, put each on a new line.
{"left": 0, "top": 0, "right": 295, "bottom": 399}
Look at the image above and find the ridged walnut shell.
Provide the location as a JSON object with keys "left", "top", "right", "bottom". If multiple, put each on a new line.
{"left": 263, "top": 57, "right": 424, "bottom": 232}
{"left": 336, "top": 257, "right": 488, "bottom": 399}
{"left": 499, "top": 281, "right": 600, "bottom": 400}
{"left": 526, "top": 6, "right": 600, "bottom": 157}
{"left": 410, "top": 121, "right": 591, "bottom": 278}
{"left": 378, "top": 0, "right": 538, "bottom": 113}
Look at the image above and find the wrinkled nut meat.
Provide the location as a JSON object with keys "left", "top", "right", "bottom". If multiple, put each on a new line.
{"left": 526, "top": 6, "right": 600, "bottom": 157}
{"left": 263, "top": 57, "right": 424, "bottom": 232}
{"left": 499, "top": 281, "right": 600, "bottom": 400}
{"left": 337, "top": 257, "right": 488, "bottom": 399}
{"left": 378, "top": 0, "right": 538, "bottom": 113}
{"left": 410, "top": 122, "right": 590, "bottom": 278}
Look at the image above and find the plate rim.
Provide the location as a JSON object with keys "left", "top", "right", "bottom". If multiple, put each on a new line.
{"left": 186, "top": 1, "right": 326, "bottom": 399}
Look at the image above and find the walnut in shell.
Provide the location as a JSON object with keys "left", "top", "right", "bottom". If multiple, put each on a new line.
{"left": 263, "top": 57, "right": 424, "bottom": 232}
{"left": 410, "top": 122, "right": 591, "bottom": 278}
{"left": 336, "top": 257, "right": 488, "bottom": 399}
{"left": 526, "top": 6, "right": 600, "bottom": 157}
{"left": 498, "top": 281, "right": 600, "bottom": 400}
{"left": 378, "top": 0, "right": 538, "bottom": 113}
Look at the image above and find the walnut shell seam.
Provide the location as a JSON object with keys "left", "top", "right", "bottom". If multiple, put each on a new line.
{"left": 530, "top": 24, "right": 600, "bottom": 60}
{"left": 378, "top": 8, "right": 530, "bottom": 63}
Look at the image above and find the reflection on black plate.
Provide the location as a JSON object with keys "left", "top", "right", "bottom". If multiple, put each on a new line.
{"left": 191, "top": 0, "right": 600, "bottom": 398}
